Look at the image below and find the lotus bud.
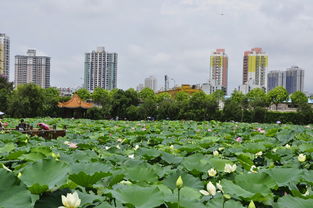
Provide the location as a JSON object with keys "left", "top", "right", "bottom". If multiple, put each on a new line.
{"left": 213, "top": 150, "right": 219, "bottom": 156}
{"left": 176, "top": 176, "right": 183, "bottom": 189}
{"left": 248, "top": 200, "right": 256, "bottom": 208}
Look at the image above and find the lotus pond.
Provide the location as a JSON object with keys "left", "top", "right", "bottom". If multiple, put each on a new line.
{"left": 0, "top": 118, "right": 313, "bottom": 208}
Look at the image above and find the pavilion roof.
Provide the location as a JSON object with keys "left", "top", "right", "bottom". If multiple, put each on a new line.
{"left": 58, "top": 94, "right": 94, "bottom": 109}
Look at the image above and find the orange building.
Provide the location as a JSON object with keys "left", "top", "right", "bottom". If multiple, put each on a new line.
{"left": 58, "top": 94, "right": 94, "bottom": 118}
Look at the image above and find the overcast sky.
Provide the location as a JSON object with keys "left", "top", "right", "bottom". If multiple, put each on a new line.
{"left": 1, "top": 0, "right": 313, "bottom": 94}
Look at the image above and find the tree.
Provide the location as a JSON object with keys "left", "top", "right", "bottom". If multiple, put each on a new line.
{"left": 42, "top": 87, "right": 61, "bottom": 117}
{"left": 8, "top": 83, "right": 45, "bottom": 117}
{"left": 223, "top": 90, "right": 248, "bottom": 122}
{"left": 247, "top": 88, "right": 269, "bottom": 122}
{"left": 0, "top": 76, "right": 13, "bottom": 113}
{"left": 290, "top": 91, "right": 307, "bottom": 107}
{"left": 75, "top": 88, "right": 91, "bottom": 101}
{"left": 267, "top": 86, "right": 289, "bottom": 110}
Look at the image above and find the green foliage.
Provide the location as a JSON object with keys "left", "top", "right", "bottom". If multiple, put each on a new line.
{"left": 75, "top": 88, "right": 91, "bottom": 101}
{"left": 8, "top": 83, "right": 45, "bottom": 117}
{"left": 290, "top": 91, "right": 308, "bottom": 107}
{"left": 268, "top": 86, "right": 289, "bottom": 109}
{"left": 0, "top": 76, "right": 13, "bottom": 113}
{"left": 1, "top": 118, "right": 313, "bottom": 207}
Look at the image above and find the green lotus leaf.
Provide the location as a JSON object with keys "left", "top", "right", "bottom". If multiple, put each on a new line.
{"left": 124, "top": 164, "right": 158, "bottom": 183}
{"left": 277, "top": 195, "right": 313, "bottom": 208}
{"left": 0, "top": 143, "right": 15, "bottom": 154}
{"left": 0, "top": 169, "right": 32, "bottom": 208}
{"left": 266, "top": 168, "right": 303, "bottom": 186}
{"left": 161, "top": 152, "right": 183, "bottom": 165}
{"left": 20, "top": 159, "right": 69, "bottom": 193}
{"left": 112, "top": 185, "right": 164, "bottom": 208}
{"left": 69, "top": 171, "right": 111, "bottom": 187}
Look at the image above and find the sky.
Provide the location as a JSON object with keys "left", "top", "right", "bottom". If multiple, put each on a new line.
{"left": 1, "top": 0, "right": 313, "bottom": 94}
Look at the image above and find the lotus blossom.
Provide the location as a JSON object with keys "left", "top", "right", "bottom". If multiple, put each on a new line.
{"left": 134, "top": 144, "right": 139, "bottom": 150}
{"left": 216, "top": 181, "right": 223, "bottom": 192}
{"left": 255, "top": 151, "right": 263, "bottom": 157}
{"left": 199, "top": 181, "right": 216, "bottom": 196}
{"left": 298, "top": 154, "right": 306, "bottom": 162}
{"left": 68, "top": 143, "right": 78, "bottom": 149}
{"left": 59, "top": 192, "right": 81, "bottom": 208}
{"left": 117, "top": 138, "right": 123, "bottom": 143}
{"left": 257, "top": 128, "right": 265, "bottom": 133}
{"left": 249, "top": 165, "right": 258, "bottom": 173}
{"left": 116, "top": 145, "right": 121, "bottom": 149}
{"left": 276, "top": 121, "right": 281, "bottom": 124}
{"left": 128, "top": 154, "right": 135, "bottom": 159}
{"left": 207, "top": 128, "right": 212, "bottom": 132}
{"left": 224, "top": 164, "right": 237, "bottom": 173}
{"left": 285, "top": 144, "right": 291, "bottom": 149}
{"left": 235, "top": 137, "right": 242, "bottom": 142}
{"left": 213, "top": 150, "right": 219, "bottom": 157}
{"left": 208, "top": 168, "right": 217, "bottom": 177}
{"left": 120, "top": 180, "right": 132, "bottom": 185}
{"left": 104, "top": 146, "right": 110, "bottom": 150}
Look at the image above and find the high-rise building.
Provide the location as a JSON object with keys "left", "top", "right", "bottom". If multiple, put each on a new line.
{"left": 144, "top": 76, "right": 157, "bottom": 92}
{"left": 15, "top": 49, "right": 50, "bottom": 88}
{"left": 209, "top": 49, "right": 228, "bottom": 94}
{"left": 267, "top": 66, "right": 304, "bottom": 94}
{"left": 84, "top": 47, "right": 118, "bottom": 91}
{"left": 136, "top": 83, "right": 144, "bottom": 91}
{"left": 267, "top": 70, "right": 284, "bottom": 92}
{"left": 242, "top": 48, "right": 268, "bottom": 90}
{"left": 0, "top": 33, "right": 10, "bottom": 79}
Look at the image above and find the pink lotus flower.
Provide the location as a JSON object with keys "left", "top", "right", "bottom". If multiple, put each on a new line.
{"left": 257, "top": 128, "right": 265, "bottom": 133}
{"left": 235, "top": 137, "right": 242, "bottom": 142}
{"left": 68, "top": 143, "right": 78, "bottom": 148}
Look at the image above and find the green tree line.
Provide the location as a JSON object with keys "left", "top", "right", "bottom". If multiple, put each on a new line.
{"left": 0, "top": 77, "right": 312, "bottom": 124}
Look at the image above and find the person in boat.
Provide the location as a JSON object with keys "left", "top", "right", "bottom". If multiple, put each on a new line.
{"left": 17, "top": 119, "right": 27, "bottom": 131}
{"left": 38, "top": 123, "right": 50, "bottom": 130}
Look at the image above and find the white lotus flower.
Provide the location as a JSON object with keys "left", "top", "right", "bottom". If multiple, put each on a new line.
{"left": 249, "top": 165, "right": 258, "bottom": 173}
{"left": 216, "top": 181, "right": 223, "bottom": 192}
{"left": 128, "top": 154, "right": 135, "bottom": 159}
{"left": 59, "top": 192, "right": 81, "bottom": 208}
{"left": 208, "top": 168, "right": 217, "bottom": 177}
{"left": 285, "top": 144, "right": 291, "bottom": 149}
{"left": 255, "top": 151, "right": 263, "bottom": 157}
{"left": 134, "top": 144, "right": 139, "bottom": 150}
{"left": 120, "top": 180, "right": 132, "bottom": 185}
{"left": 200, "top": 181, "right": 216, "bottom": 196}
{"left": 298, "top": 154, "right": 306, "bottom": 162}
{"left": 213, "top": 150, "right": 219, "bottom": 156}
{"left": 116, "top": 145, "right": 121, "bottom": 149}
{"left": 104, "top": 146, "right": 110, "bottom": 150}
{"left": 218, "top": 147, "right": 225, "bottom": 151}
{"left": 224, "top": 164, "right": 237, "bottom": 173}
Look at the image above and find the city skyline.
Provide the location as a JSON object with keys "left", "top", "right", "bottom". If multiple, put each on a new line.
{"left": 1, "top": 0, "right": 313, "bottom": 94}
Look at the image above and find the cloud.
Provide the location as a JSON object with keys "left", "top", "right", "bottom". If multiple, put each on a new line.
{"left": 1, "top": 0, "right": 313, "bottom": 94}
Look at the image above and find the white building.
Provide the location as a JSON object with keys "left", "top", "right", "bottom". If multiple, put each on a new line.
{"left": 144, "top": 76, "right": 157, "bottom": 92}
{"left": 15, "top": 49, "right": 50, "bottom": 88}
{"left": 84, "top": 47, "right": 118, "bottom": 91}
